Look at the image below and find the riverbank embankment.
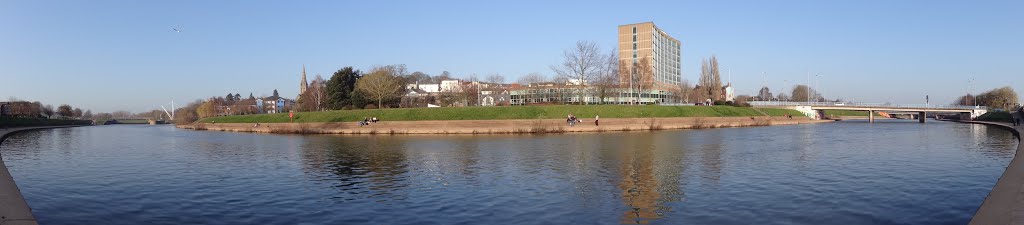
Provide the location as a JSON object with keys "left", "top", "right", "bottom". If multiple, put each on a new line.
{"left": 965, "top": 120, "right": 1023, "bottom": 225}
{"left": 0, "top": 126, "right": 82, "bottom": 225}
{"left": 179, "top": 116, "right": 829, "bottom": 134}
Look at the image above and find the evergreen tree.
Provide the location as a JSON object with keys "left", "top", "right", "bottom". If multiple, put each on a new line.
{"left": 325, "top": 67, "right": 362, "bottom": 109}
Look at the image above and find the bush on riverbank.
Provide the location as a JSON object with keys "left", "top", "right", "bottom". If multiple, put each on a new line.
{"left": 976, "top": 112, "right": 1014, "bottom": 123}
{"left": 196, "top": 105, "right": 802, "bottom": 123}
{"left": 0, "top": 117, "right": 92, "bottom": 127}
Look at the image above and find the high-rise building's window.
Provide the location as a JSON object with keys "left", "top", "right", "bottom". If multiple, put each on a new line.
{"left": 633, "top": 43, "right": 636, "bottom": 50}
{"left": 632, "top": 26, "right": 636, "bottom": 33}
{"left": 633, "top": 35, "right": 636, "bottom": 42}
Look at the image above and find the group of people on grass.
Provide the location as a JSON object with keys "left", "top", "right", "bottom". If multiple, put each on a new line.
{"left": 567, "top": 113, "right": 599, "bottom": 127}
{"left": 358, "top": 117, "right": 380, "bottom": 127}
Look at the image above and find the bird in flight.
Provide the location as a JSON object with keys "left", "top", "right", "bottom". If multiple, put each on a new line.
{"left": 171, "top": 25, "right": 183, "bottom": 33}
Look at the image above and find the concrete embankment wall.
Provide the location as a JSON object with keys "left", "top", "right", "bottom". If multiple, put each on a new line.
{"left": 965, "top": 121, "right": 1023, "bottom": 225}
{"left": 0, "top": 126, "right": 81, "bottom": 225}
{"left": 179, "top": 116, "right": 829, "bottom": 134}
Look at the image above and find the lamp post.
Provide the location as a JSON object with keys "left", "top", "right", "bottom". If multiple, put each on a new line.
{"left": 815, "top": 73, "right": 822, "bottom": 103}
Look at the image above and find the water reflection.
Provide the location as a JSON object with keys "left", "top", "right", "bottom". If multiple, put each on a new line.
{"left": 1, "top": 121, "right": 1018, "bottom": 225}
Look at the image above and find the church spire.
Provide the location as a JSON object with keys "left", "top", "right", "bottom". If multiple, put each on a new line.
{"left": 300, "top": 64, "right": 308, "bottom": 94}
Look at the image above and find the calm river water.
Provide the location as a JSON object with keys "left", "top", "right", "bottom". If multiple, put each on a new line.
{"left": 0, "top": 120, "right": 1017, "bottom": 225}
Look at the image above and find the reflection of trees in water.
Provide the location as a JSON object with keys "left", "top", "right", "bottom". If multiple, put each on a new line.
{"left": 300, "top": 136, "right": 410, "bottom": 201}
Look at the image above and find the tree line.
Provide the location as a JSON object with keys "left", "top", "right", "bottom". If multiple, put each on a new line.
{"left": 2, "top": 97, "right": 93, "bottom": 120}
{"left": 955, "top": 86, "right": 1019, "bottom": 110}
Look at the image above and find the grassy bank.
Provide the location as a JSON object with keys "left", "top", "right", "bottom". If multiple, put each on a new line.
{"left": 0, "top": 117, "right": 92, "bottom": 127}
{"left": 822, "top": 110, "right": 882, "bottom": 117}
{"left": 976, "top": 112, "right": 1014, "bottom": 123}
{"left": 199, "top": 105, "right": 802, "bottom": 123}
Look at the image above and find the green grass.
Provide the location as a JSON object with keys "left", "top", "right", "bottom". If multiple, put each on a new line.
{"left": 198, "top": 105, "right": 803, "bottom": 123}
{"left": 821, "top": 110, "right": 882, "bottom": 117}
{"left": 976, "top": 111, "right": 1014, "bottom": 123}
{"left": 0, "top": 117, "right": 93, "bottom": 127}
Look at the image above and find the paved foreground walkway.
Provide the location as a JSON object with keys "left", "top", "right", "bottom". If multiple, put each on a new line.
{"left": 0, "top": 126, "right": 81, "bottom": 225}
{"left": 967, "top": 121, "right": 1024, "bottom": 225}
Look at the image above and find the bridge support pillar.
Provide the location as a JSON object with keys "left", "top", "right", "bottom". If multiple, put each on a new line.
{"left": 919, "top": 112, "right": 926, "bottom": 123}
{"left": 868, "top": 110, "right": 874, "bottom": 123}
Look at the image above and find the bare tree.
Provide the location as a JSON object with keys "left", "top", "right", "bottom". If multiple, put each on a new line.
{"left": 357, "top": 65, "right": 406, "bottom": 108}
{"left": 41, "top": 104, "right": 54, "bottom": 118}
{"left": 592, "top": 50, "right": 620, "bottom": 104}
{"left": 757, "top": 87, "right": 773, "bottom": 101}
{"left": 73, "top": 108, "right": 83, "bottom": 119}
{"left": 550, "top": 41, "right": 602, "bottom": 105}
{"left": 698, "top": 55, "right": 723, "bottom": 102}
{"left": 517, "top": 72, "right": 548, "bottom": 85}
{"left": 776, "top": 93, "right": 790, "bottom": 102}
{"left": 790, "top": 85, "right": 822, "bottom": 102}
{"left": 299, "top": 74, "right": 329, "bottom": 111}
{"left": 485, "top": 73, "right": 505, "bottom": 84}
{"left": 631, "top": 57, "right": 655, "bottom": 104}
{"left": 675, "top": 79, "right": 693, "bottom": 103}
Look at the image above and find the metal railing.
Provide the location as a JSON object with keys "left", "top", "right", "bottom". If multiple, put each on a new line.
{"left": 749, "top": 101, "right": 986, "bottom": 110}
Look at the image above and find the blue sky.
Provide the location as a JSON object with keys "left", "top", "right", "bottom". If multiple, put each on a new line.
{"left": 1, "top": 0, "right": 1021, "bottom": 113}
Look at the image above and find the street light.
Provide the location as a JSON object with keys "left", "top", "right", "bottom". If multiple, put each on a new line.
{"left": 814, "top": 73, "right": 822, "bottom": 103}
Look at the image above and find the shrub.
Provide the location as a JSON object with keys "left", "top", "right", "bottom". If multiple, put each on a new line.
{"left": 365, "top": 104, "right": 378, "bottom": 109}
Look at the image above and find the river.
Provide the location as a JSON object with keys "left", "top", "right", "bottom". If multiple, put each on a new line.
{"left": 0, "top": 120, "right": 1017, "bottom": 225}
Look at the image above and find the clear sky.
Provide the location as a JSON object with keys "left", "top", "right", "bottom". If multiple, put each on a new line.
{"left": 1, "top": 0, "right": 1021, "bottom": 113}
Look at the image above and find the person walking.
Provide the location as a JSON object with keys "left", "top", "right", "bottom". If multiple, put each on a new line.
{"left": 595, "top": 115, "right": 599, "bottom": 126}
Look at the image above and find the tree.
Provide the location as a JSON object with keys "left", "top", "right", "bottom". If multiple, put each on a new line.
{"left": 776, "top": 93, "right": 790, "bottom": 102}
{"left": 298, "top": 74, "right": 328, "bottom": 111}
{"left": 734, "top": 95, "right": 753, "bottom": 106}
{"left": 41, "top": 104, "right": 54, "bottom": 118}
{"left": 790, "top": 85, "right": 822, "bottom": 102}
{"left": 517, "top": 72, "right": 547, "bottom": 85}
{"left": 550, "top": 41, "right": 602, "bottom": 105}
{"left": 325, "top": 67, "right": 362, "bottom": 109}
{"left": 698, "top": 55, "right": 723, "bottom": 102}
{"left": 675, "top": 80, "right": 693, "bottom": 103}
{"left": 757, "top": 87, "right": 773, "bottom": 101}
{"left": 196, "top": 101, "right": 217, "bottom": 118}
{"left": 431, "top": 71, "right": 452, "bottom": 84}
{"left": 976, "top": 86, "right": 1019, "bottom": 110}
{"left": 954, "top": 94, "right": 977, "bottom": 106}
{"left": 73, "top": 108, "right": 83, "bottom": 119}
{"left": 592, "top": 50, "right": 620, "bottom": 104}
{"left": 226, "top": 93, "right": 235, "bottom": 102}
{"left": 249, "top": 93, "right": 255, "bottom": 100}
{"left": 272, "top": 89, "right": 279, "bottom": 98}
{"left": 57, "top": 104, "right": 73, "bottom": 118}
{"left": 357, "top": 65, "right": 406, "bottom": 108}
{"left": 631, "top": 57, "right": 655, "bottom": 104}
{"left": 485, "top": 73, "right": 505, "bottom": 84}
{"left": 406, "top": 71, "right": 433, "bottom": 84}
{"left": 83, "top": 110, "right": 93, "bottom": 119}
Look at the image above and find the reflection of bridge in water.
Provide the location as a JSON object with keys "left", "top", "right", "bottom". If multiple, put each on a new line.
{"left": 750, "top": 101, "right": 988, "bottom": 123}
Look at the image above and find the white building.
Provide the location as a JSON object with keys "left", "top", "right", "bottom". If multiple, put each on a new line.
{"left": 440, "top": 80, "right": 463, "bottom": 92}
{"left": 406, "top": 84, "right": 441, "bottom": 93}
{"left": 723, "top": 83, "right": 735, "bottom": 102}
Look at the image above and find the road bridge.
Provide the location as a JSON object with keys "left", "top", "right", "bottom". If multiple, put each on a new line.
{"left": 750, "top": 101, "right": 988, "bottom": 123}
